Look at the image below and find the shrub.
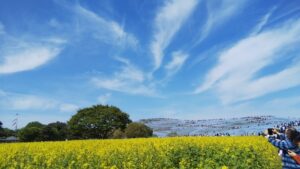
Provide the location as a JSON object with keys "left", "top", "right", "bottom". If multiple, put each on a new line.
{"left": 125, "top": 122, "right": 153, "bottom": 138}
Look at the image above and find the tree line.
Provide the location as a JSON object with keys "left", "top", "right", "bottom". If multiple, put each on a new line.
{"left": 0, "top": 121, "right": 16, "bottom": 138}
{"left": 0, "top": 105, "right": 153, "bottom": 142}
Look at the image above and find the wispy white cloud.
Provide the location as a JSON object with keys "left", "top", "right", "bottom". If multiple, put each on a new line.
{"left": 151, "top": 0, "right": 198, "bottom": 70}
{"left": 0, "top": 45, "right": 61, "bottom": 74}
{"left": 268, "top": 7, "right": 300, "bottom": 25}
{"left": 0, "top": 89, "right": 6, "bottom": 97}
{"left": 113, "top": 56, "right": 145, "bottom": 82}
{"left": 266, "top": 96, "right": 300, "bottom": 108}
{"left": 165, "top": 51, "right": 188, "bottom": 76}
{"left": 193, "top": 0, "right": 247, "bottom": 46}
{"left": 59, "top": 103, "right": 79, "bottom": 113}
{"left": 241, "top": 62, "right": 300, "bottom": 100}
{"left": 0, "top": 22, "right": 5, "bottom": 35}
{"left": 97, "top": 93, "right": 112, "bottom": 105}
{"left": 0, "top": 90, "right": 78, "bottom": 113}
{"left": 0, "top": 21, "right": 65, "bottom": 74}
{"left": 91, "top": 57, "right": 158, "bottom": 97}
{"left": 48, "top": 18, "right": 62, "bottom": 29}
{"left": 1, "top": 95, "right": 56, "bottom": 110}
{"left": 251, "top": 6, "right": 277, "bottom": 35}
{"left": 195, "top": 19, "right": 300, "bottom": 104}
{"left": 72, "top": 4, "right": 138, "bottom": 48}
{"left": 45, "top": 37, "right": 67, "bottom": 44}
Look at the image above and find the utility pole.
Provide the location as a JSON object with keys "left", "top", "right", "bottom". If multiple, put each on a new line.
{"left": 12, "top": 113, "right": 18, "bottom": 131}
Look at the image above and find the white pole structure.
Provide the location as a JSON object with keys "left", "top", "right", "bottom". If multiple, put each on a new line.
{"left": 12, "top": 113, "right": 18, "bottom": 131}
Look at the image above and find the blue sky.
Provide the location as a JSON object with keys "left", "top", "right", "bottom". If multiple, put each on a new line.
{"left": 1, "top": 0, "right": 300, "bottom": 128}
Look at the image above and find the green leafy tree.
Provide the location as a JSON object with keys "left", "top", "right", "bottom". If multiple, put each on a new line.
{"left": 1, "top": 128, "right": 16, "bottom": 137}
{"left": 42, "top": 122, "right": 68, "bottom": 141}
{"left": 26, "top": 121, "right": 44, "bottom": 128}
{"left": 125, "top": 122, "right": 153, "bottom": 138}
{"left": 0, "top": 121, "right": 3, "bottom": 137}
{"left": 0, "top": 121, "right": 17, "bottom": 137}
{"left": 111, "top": 129, "right": 125, "bottom": 139}
{"left": 68, "top": 105, "right": 132, "bottom": 139}
{"left": 167, "top": 132, "right": 179, "bottom": 137}
{"left": 18, "top": 121, "right": 44, "bottom": 142}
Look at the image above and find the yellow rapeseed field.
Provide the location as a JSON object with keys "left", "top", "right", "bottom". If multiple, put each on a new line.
{"left": 0, "top": 136, "right": 281, "bottom": 169}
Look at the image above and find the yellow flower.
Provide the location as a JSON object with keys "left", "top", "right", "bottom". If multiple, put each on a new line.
{"left": 222, "top": 166, "right": 229, "bottom": 169}
{"left": 0, "top": 136, "right": 281, "bottom": 169}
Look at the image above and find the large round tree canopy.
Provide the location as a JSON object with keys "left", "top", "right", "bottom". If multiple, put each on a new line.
{"left": 68, "top": 105, "right": 132, "bottom": 139}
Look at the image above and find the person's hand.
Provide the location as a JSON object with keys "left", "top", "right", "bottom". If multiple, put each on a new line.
{"left": 288, "top": 150, "right": 297, "bottom": 157}
{"left": 263, "top": 130, "right": 269, "bottom": 136}
{"left": 272, "top": 129, "right": 279, "bottom": 134}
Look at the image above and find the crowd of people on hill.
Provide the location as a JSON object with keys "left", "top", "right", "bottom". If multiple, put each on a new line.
{"left": 257, "top": 120, "right": 300, "bottom": 137}
{"left": 214, "top": 133, "right": 231, "bottom": 136}
{"left": 265, "top": 127, "right": 300, "bottom": 169}
{"left": 173, "top": 119, "right": 300, "bottom": 139}
{"left": 276, "top": 120, "right": 300, "bottom": 133}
